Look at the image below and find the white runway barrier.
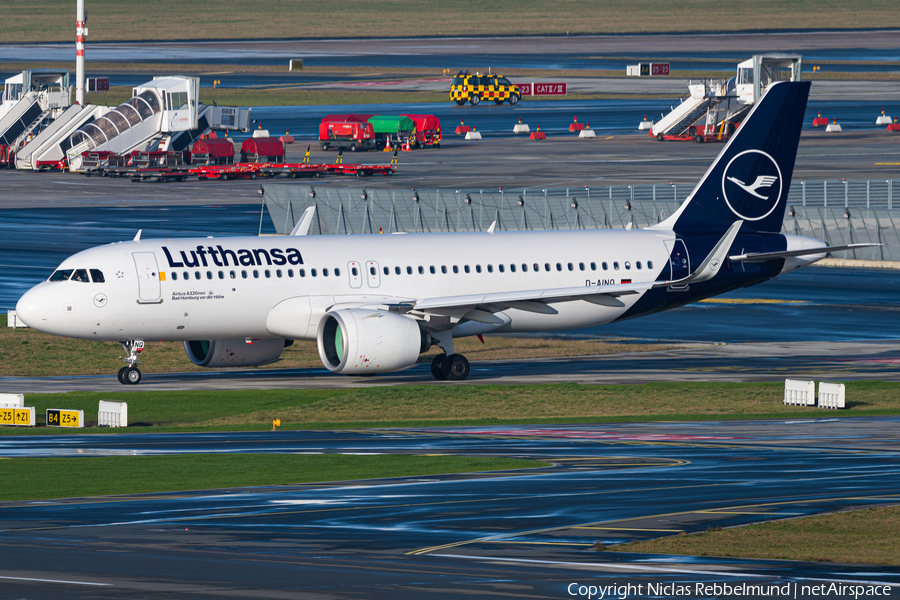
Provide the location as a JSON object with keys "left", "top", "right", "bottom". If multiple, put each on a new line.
{"left": 98, "top": 400, "right": 128, "bottom": 427}
{"left": 7, "top": 309, "right": 28, "bottom": 328}
{"left": 0, "top": 393, "right": 24, "bottom": 407}
{"left": 784, "top": 379, "right": 816, "bottom": 406}
{"left": 464, "top": 131, "right": 482, "bottom": 140}
{"left": 513, "top": 123, "right": 530, "bottom": 134}
{"left": 818, "top": 382, "right": 846, "bottom": 409}
{"left": 578, "top": 129, "right": 596, "bottom": 138}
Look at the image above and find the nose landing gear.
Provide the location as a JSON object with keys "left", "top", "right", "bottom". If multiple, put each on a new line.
{"left": 117, "top": 339, "right": 144, "bottom": 385}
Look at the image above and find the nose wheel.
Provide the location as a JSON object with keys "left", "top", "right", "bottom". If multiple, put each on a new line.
{"left": 117, "top": 366, "right": 142, "bottom": 385}
{"left": 118, "top": 339, "right": 144, "bottom": 385}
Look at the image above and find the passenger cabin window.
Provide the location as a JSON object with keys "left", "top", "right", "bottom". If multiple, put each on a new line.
{"left": 395, "top": 266, "right": 401, "bottom": 275}
{"left": 194, "top": 272, "right": 201, "bottom": 280}
{"left": 288, "top": 269, "right": 294, "bottom": 277}
{"left": 441, "top": 266, "right": 447, "bottom": 274}
{"left": 475, "top": 265, "right": 482, "bottom": 273}
{"left": 522, "top": 264, "right": 528, "bottom": 272}
{"left": 647, "top": 261, "right": 654, "bottom": 269}
{"left": 452, "top": 266, "right": 458, "bottom": 274}
{"left": 498, "top": 264, "right": 505, "bottom": 273}
{"left": 464, "top": 265, "right": 470, "bottom": 273}
{"left": 579, "top": 263, "right": 585, "bottom": 271}
{"left": 172, "top": 272, "right": 178, "bottom": 281}
{"left": 418, "top": 266, "right": 425, "bottom": 275}
{"left": 311, "top": 269, "right": 317, "bottom": 277}
{"left": 89, "top": 269, "right": 105, "bottom": 283}
{"left": 276, "top": 269, "right": 282, "bottom": 277}
{"left": 207, "top": 271, "right": 213, "bottom": 279}
{"left": 487, "top": 265, "right": 493, "bottom": 273}
{"left": 383, "top": 266, "right": 389, "bottom": 275}
{"left": 323, "top": 268, "right": 329, "bottom": 277}
{"left": 590, "top": 262, "right": 596, "bottom": 271}
{"left": 299, "top": 269, "right": 306, "bottom": 277}
{"left": 265, "top": 270, "right": 271, "bottom": 278}
{"left": 429, "top": 266, "right": 436, "bottom": 274}
{"left": 544, "top": 263, "right": 551, "bottom": 272}
{"left": 71, "top": 269, "right": 90, "bottom": 283}
{"left": 241, "top": 270, "right": 248, "bottom": 278}
{"left": 636, "top": 261, "right": 642, "bottom": 270}
{"left": 624, "top": 262, "right": 631, "bottom": 270}
{"left": 510, "top": 264, "right": 516, "bottom": 272}
{"left": 556, "top": 263, "right": 562, "bottom": 271}
{"left": 567, "top": 263, "right": 574, "bottom": 271}
{"left": 613, "top": 262, "right": 620, "bottom": 270}
{"left": 407, "top": 266, "right": 413, "bottom": 275}
{"left": 253, "top": 270, "right": 259, "bottom": 278}
{"left": 602, "top": 262, "right": 609, "bottom": 270}
{"left": 352, "top": 267, "right": 358, "bottom": 276}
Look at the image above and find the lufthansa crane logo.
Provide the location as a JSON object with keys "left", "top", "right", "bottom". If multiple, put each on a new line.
{"left": 721, "top": 149, "right": 783, "bottom": 221}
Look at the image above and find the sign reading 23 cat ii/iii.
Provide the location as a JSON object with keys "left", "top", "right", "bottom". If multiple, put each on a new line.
{"left": 46, "top": 409, "right": 84, "bottom": 428}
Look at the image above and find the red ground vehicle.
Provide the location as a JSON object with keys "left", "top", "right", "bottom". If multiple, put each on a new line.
{"left": 240, "top": 137, "right": 285, "bottom": 163}
{"left": 190, "top": 138, "right": 235, "bottom": 165}
{"left": 0, "top": 144, "right": 11, "bottom": 168}
{"left": 402, "top": 114, "right": 442, "bottom": 148}
{"left": 318, "top": 120, "right": 376, "bottom": 152}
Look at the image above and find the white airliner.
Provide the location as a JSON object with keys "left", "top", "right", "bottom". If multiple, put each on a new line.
{"left": 15, "top": 81, "right": 874, "bottom": 384}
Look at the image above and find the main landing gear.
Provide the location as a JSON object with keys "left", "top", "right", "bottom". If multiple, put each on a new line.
{"left": 430, "top": 353, "right": 470, "bottom": 381}
{"left": 117, "top": 339, "right": 144, "bottom": 385}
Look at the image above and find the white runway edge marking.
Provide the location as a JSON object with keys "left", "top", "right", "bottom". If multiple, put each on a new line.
{"left": 0, "top": 575, "right": 111, "bottom": 586}
{"left": 432, "top": 555, "right": 900, "bottom": 587}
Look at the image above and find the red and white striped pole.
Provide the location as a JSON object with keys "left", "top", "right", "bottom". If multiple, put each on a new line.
{"left": 75, "top": 0, "right": 85, "bottom": 105}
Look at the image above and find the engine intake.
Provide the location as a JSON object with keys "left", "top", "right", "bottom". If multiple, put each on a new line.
{"left": 184, "top": 338, "right": 288, "bottom": 367}
{"left": 317, "top": 309, "right": 430, "bottom": 374}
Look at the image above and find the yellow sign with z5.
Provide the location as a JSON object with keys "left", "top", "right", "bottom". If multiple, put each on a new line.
{"left": 1, "top": 407, "right": 35, "bottom": 427}
{"left": 46, "top": 409, "right": 84, "bottom": 428}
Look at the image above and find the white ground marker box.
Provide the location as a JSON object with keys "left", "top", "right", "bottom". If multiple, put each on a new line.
{"left": 98, "top": 400, "right": 128, "bottom": 427}
{"left": 818, "top": 382, "right": 846, "bottom": 409}
{"left": 0, "top": 393, "right": 24, "bottom": 407}
{"left": 784, "top": 379, "right": 816, "bottom": 406}
{"left": 7, "top": 309, "right": 28, "bottom": 328}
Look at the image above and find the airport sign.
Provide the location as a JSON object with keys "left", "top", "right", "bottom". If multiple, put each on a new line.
{"left": 518, "top": 82, "right": 567, "bottom": 96}
{"left": 46, "top": 409, "right": 84, "bottom": 428}
{"left": 1, "top": 406, "right": 35, "bottom": 427}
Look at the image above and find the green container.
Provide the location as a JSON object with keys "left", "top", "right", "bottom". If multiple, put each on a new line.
{"left": 367, "top": 116, "right": 416, "bottom": 134}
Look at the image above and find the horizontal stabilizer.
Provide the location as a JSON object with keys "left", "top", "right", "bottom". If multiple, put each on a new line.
{"left": 729, "top": 243, "right": 881, "bottom": 263}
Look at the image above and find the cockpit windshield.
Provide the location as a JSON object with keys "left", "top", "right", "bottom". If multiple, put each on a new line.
{"left": 49, "top": 269, "right": 74, "bottom": 281}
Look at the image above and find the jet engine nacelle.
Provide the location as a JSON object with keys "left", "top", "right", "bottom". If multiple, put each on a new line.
{"left": 184, "top": 338, "right": 288, "bottom": 367}
{"left": 317, "top": 309, "right": 430, "bottom": 375}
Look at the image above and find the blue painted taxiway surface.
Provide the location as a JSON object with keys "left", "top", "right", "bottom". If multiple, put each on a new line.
{"left": 1, "top": 419, "right": 900, "bottom": 598}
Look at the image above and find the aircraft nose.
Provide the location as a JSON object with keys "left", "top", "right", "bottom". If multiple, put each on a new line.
{"left": 16, "top": 285, "right": 50, "bottom": 329}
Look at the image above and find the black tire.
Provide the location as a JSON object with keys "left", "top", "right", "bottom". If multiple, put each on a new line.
{"left": 117, "top": 366, "right": 128, "bottom": 384}
{"left": 431, "top": 354, "right": 448, "bottom": 380}
{"left": 688, "top": 126, "right": 697, "bottom": 137}
{"left": 249, "top": 173, "right": 257, "bottom": 179}
{"left": 418, "top": 142, "right": 426, "bottom": 149}
{"left": 695, "top": 135, "right": 704, "bottom": 143}
{"left": 125, "top": 367, "right": 141, "bottom": 385}
{"left": 470, "top": 94, "right": 480, "bottom": 106}
{"left": 443, "top": 354, "right": 470, "bottom": 381}
{"left": 321, "top": 143, "right": 329, "bottom": 151}
{"left": 219, "top": 174, "right": 228, "bottom": 180}
{"left": 455, "top": 100, "right": 466, "bottom": 106}
{"left": 509, "top": 94, "right": 519, "bottom": 105}
{"left": 494, "top": 99, "right": 504, "bottom": 105}
{"left": 350, "top": 144, "right": 358, "bottom": 152}
{"left": 656, "top": 133, "right": 665, "bottom": 142}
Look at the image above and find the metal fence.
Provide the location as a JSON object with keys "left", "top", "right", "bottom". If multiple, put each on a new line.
{"left": 264, "top": 178, "right": 900, "bottom": 261}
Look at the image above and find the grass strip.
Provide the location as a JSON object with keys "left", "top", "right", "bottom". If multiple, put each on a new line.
{"left": 1, "top": 381, "right": 899, "bottom": 435}
{"left": 4, "top": 1, "right": 900, "bottom": 43}
{"left": 0, "top": 314, "right": 671, "bottom": 377}
{"left": 0, "top": 454, "right": 543, "bottom": 501}
{"left": 616, "top": 506, "right": 900, "bottom": 566}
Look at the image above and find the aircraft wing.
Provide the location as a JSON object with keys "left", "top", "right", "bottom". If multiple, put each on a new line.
{"left": 413, "top": 281, "right": 653, "bottom": 323}
{"left": 729, "top": 243, "right": 880, "bottom": 263}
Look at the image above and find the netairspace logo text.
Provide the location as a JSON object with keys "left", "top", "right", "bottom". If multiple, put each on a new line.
{"left": 567, "top": 582, "right": 894, "bottom": 599}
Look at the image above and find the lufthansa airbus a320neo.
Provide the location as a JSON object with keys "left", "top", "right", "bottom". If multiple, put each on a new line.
{"left": 16, "top": 81, "right": 870, "bottom": 384}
